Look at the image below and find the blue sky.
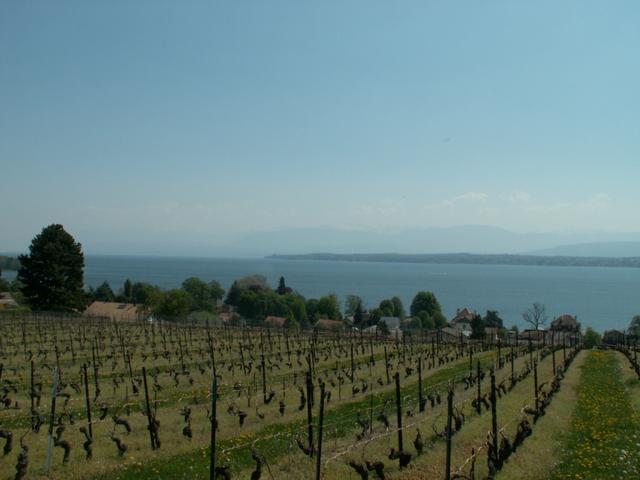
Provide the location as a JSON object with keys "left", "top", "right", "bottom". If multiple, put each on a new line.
{"left": 1, "top": 1, "right": 639, "bottom": 254}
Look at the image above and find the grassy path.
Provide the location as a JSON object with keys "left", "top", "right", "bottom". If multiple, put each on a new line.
{"left": 496, "top": 350, "right": 586, "bottom": 480}
{"left": 551, "top": 350, "right": 640, "bottom": 480}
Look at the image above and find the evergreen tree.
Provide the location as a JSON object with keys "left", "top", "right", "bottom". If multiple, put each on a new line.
{"left": 94, "top": 281, "right": 116, "bottom": 302}
{"left": 483, "top": 310, "right": 504, "bottom": 328}
{"left": 353, "top": 300, "right": 364, "bottom": 328}
{"left": 470, "top": 314, "right": 485, "bottom": 339}
{"left": 276, "top": 276, "right": 289, "bottom": 295}
{"left": 123, "top": 279, "right": 133, "bottom": 301}
{"left": 18, "top": 224, "right": 86, "bottom": 311}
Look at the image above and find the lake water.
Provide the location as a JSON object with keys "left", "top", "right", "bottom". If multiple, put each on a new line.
{"left": 5, "top": 255, "right": 636, "bottom": 331}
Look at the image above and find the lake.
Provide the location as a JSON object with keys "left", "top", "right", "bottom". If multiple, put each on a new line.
{"left": 5, "top": 255, "right": 636, "bottom": 331}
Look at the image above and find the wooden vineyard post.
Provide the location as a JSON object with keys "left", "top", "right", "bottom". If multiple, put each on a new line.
{"left": 445, "top": 387, "right": 453, "bottom": 480}
{"left": 350, "top": 341, "right": 355, "bottom": 383}
{"left": 30, "top": 360, "right": 35, "bottom": 430}
{"left": 510, "top": 344, "right": 515, "bottom": 384}
{"left": 394, "top": 372, "right": 404, "bottom": 468}
{"left": 490, "top": 369, "right": 498, "bottom": 465}
{"left": 83, "top": 363, "right": 93, "bottom": 439}
{"left": 210, "top": 375, "right": 218, "bottom": 480}
{"left": 261, "top": 352, "right": 267, "bottom": 404}
{"left": 418, "top": 356, "right": 425, "bottom": 412}
{"left": 127, "top": 351, "right": 135, "bottom": 393}
{"left": 384, "top": 346, "right": 390, "bottom": 384}
{"left": 534, "top": 359, "right": 539, "bottom": 409}
{"left": 563, "top": 336, "right": 567, "bottom": 367}
{"left": 142, "top": 366, "right": 157, "bottom": 450}
{"left": 476, "top": 360, "right": 482, "bottom": 414}
{"left": 306, "top": 370, "right": 314, "bottom": 457}
{"left": 92, "top": 344, "right": 100, "bottom": 400}
{"left": 315, "top": 382, "right": 326, "bottom": 480}
{"left": 46, "top": 368, "right": 59, "bottom": 472}
{"left": 497, "top": 339, "right": 502, "bottom": 369}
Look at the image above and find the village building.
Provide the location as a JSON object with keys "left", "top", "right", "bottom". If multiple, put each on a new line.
{"left": 0, "top": 292, "right": 19, "bottom": 310}
{"left": 84, "top": 301, "right": 149, "bottom": 322}
{"left": 313, "top": 319, "right": 344, "bottom": 331}
{"left": 484, "top": 326, "right": 500, "bottom": 343}
{"left": 265, "top": 315, "right": 286, "bottom": 328}
{"left": 519, "top": 329, "right": 547, "bottom": 343}
{"left": 450, "top": 308, "right": 475, "bottom": 336}
{"left": 379, "top": 316, "right": 401, "bottom": 331}
{"left": 550, "top": 314, "right": 581, "bottom": 332}
{"left": 603, "top": 329, "right": 626, "bottom": 345}
{"left": 549, "top": 314, "right": 581, "bottom": 345}
{"left": 422, "top": 326, "right": 464, "bottom": 344}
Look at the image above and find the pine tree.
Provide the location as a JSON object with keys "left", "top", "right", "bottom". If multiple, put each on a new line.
{"left": 18, "top": 224, "right": 86, "bottom": 311}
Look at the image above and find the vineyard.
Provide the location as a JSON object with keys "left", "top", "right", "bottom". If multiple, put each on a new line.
{"left": 0, "top": 313, "right": 605, "bottom": 480}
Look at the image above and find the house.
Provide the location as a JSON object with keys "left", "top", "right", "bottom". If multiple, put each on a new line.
{"left": 84, "top": 301, "right": 148, "bottom": 322}
{"left": 313, "top": 319, "right": 344, "bottom": 331}
{"left": 265, "top": 315, "right": 286, "bottom": 328}
{"left": 450, "top": 308, "right": 475, "bottom": 335}
{"left": 423, "top": 327, "right": 464, "bottom": 344}
{"left": 519, "top": 329, "right": 547, "bottom": 343}
{"left": 484, "top": 327, "right": 500, "bottom": 343}
{"left": 550, "top": 314, "right": 580, "bottom": 332}
{"left": 379, "top": 316, "right": 401, "bottom": 330}
{"left": 603, "top": 329, "right": 625, "bottom": 345}
{"left": 0, "top": 292, "right": 19, "bottom": 310}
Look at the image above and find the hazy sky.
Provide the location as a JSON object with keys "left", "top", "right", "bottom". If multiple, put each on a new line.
{"left": 2, "top": 1, "right": 639, "bottom": 254}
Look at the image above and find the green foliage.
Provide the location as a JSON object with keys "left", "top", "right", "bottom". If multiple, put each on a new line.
{"left": 379, "top": 299, "right": 394, "bottom": 316}
{"left": 628, "top": 315, "right": 640, "bottom": 337}
{"left": 583, "top": 327, "right": 602, "bottom": 348}
{"left": 470, "top": 314, "right": 485, "bottom": 339}
{"left": 284, "top": 294, "right": 307, "bottom": 327}
{"left": 155, "top": 289, "right": 192, "bottom": 319}
{"left": 123, "top": 279, "right": 133, "bottom": 301}
{"left": 405, "top": 316, "right": 423, "bottom": 330}
{"left": 417, "top": 310, "right": 435, "bottom": 330}
{"left": 353, "top": 300, "right": 364, "bottom": 328}
{"left": 276, "top": 276, "right": 292, "bottom": 295}
{"left": 181, "top": 277, "right": 224, "bottom": 312}
{"left": 410, "top": 291, "right": 442, "bottom": 318}
{"left": 18, "top": 224, "right": 86, "bottom": 311}
{"left": 377, "top": 296, "right": 405, "bottom": 319}
{"left": 368, "top": 307, "right": 382, "bottom": 325}
{"left": 284, "top": 312, "right": 299, "bottom": 331}
{"left": 345, "top": 295, "right": 363, "bottom": 316}
{"left": 391, "top": 296, "right": 405, "bottom": 319}
{"left": 0, "top": 277, "right": 10, "bottom": 292}
{"left": 314, "top": 294, "right": 341, "bottom": 320}
{"left": 131, "top": 282, "right": 162, "bottom": 309}
{"left": 225, "top": 275, "right": 268, "bottom": 306}
{"left": 483, "top": 310, "right": 503, "bottom": 328}
{"left": 432, "top": 311, "right": 447, "bottom": 328}
{"left": 93, "top": 281, "right": 116, "bottom": 302}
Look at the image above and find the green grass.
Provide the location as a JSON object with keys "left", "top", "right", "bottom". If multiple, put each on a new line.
{"left": 551, "top": 350, "right": 640, "bottom": 480}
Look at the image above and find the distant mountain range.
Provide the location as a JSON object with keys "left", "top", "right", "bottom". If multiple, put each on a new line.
{"left": 268, "top": 252, "right": 640, "bottom": 268}
{"left": 223, "top": 225, "right": 640, "bottom": 258}
{"left": 526, "top": 242, "right": 640, "bottom": 257}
